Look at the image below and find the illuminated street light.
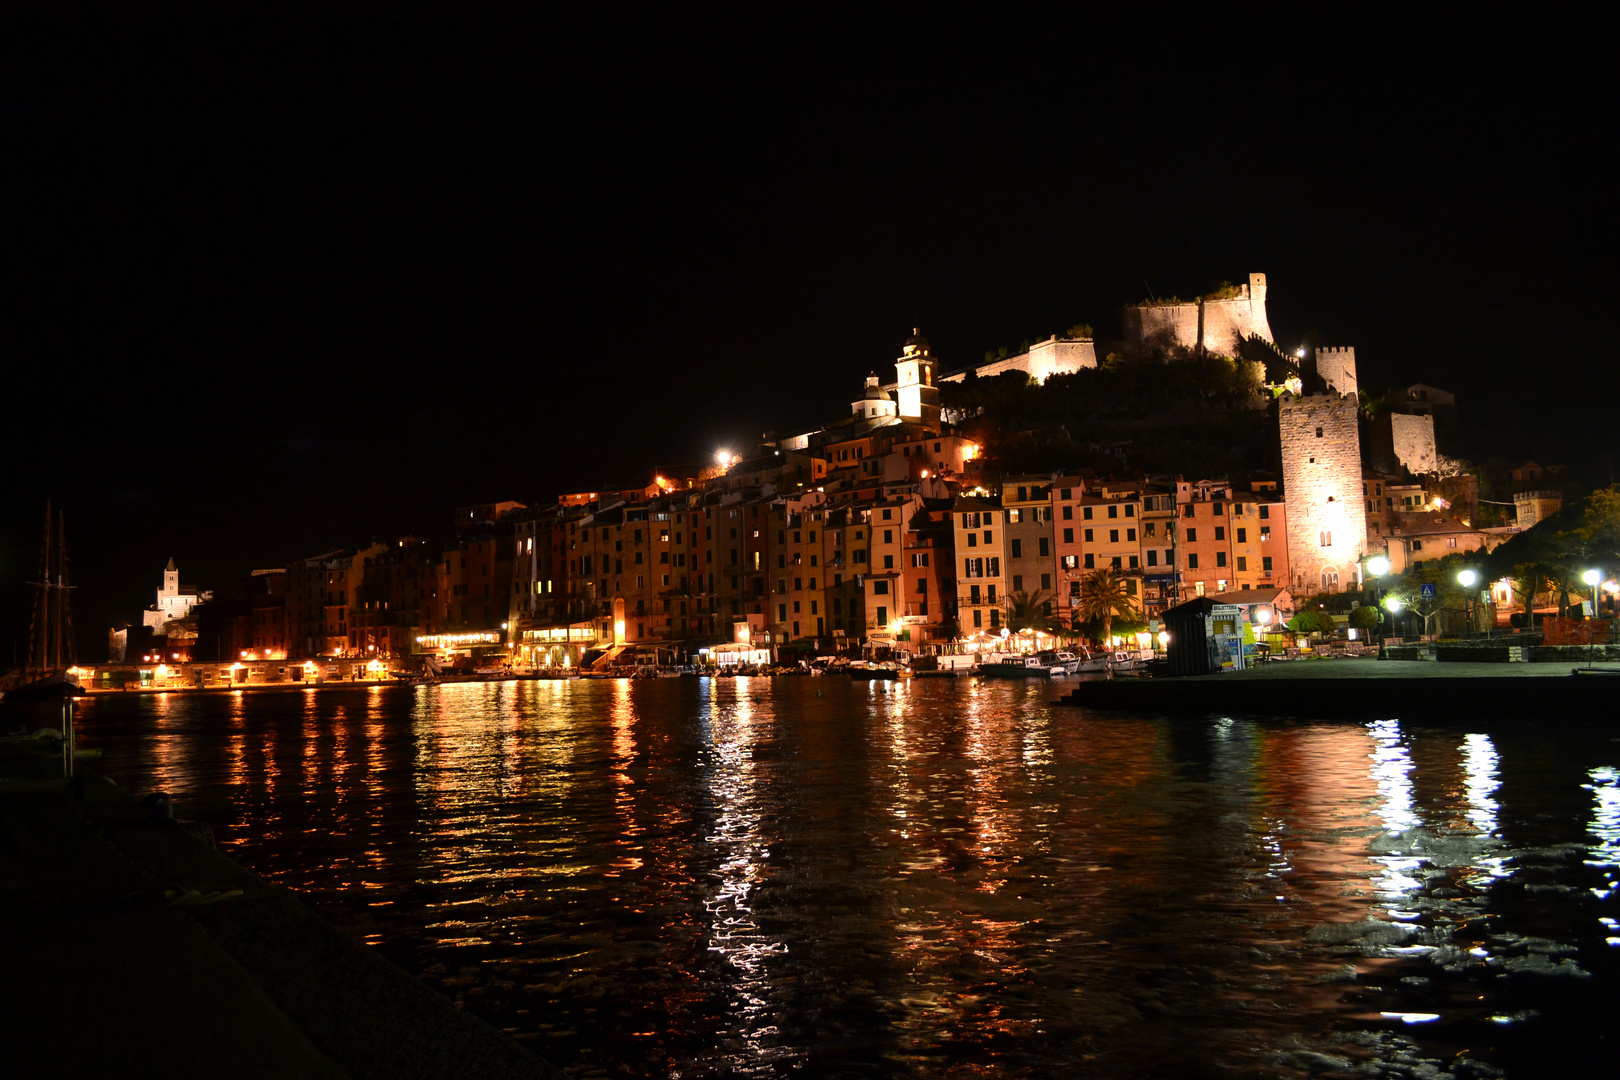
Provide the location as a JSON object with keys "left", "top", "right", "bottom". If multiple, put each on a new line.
{"left": 1583, "top": 569, "right": 1604, "bottom": 668}
{"left": 1365, "top": 556, "right": 1391, "bottom": 656}
{"left": 1383, "top": 596, "right": 1404, "bottom": 612}
{"left": 1457, "top": 569, "right": 1478, "bottom": 635}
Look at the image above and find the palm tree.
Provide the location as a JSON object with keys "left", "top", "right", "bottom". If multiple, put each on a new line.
{"left": 1075, "top": 569, "right": 1139, "bottom": 661}
{"left": 1002, "top": 589, "right": 1062, "bottom": 638}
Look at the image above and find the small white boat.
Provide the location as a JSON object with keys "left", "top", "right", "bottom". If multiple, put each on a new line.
{"left": 1073, "top": 650, "right": 1110, "bottom": 673}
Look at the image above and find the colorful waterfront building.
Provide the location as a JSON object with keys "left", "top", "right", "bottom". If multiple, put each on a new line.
{"left": 953, "top": 493, "right": 1007, "bottom": 640}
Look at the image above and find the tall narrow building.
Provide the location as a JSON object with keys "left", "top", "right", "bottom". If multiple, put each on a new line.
{"left": 1279, "top": 349, "right": 1366, "bottom": 594}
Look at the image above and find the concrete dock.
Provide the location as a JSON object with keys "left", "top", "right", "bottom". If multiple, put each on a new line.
{"left": 1060, "top": 658, "right": 1620, "bottom": 719}
{"left": 0, "top": 769, "right": 564, "bottom": 1079}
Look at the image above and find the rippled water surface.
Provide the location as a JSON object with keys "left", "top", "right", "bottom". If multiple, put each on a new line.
{"left": 74, "top": 679, "right": 1620, "bottom": 1077}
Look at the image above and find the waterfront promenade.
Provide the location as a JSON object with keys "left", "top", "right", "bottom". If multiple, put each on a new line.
{"left": 1063, "top": 656, "right": 1620, "bottom": 717}
{"left": 0, "top": 772, "right": 563, "bottom": 1079}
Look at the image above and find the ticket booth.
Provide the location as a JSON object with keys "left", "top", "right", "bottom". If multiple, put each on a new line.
{"left": 1163, "top": 597, "right": 1247, "bottom": 676}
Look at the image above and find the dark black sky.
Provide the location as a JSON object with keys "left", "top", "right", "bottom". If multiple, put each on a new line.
{"left": 4, "top": 4, "right": 1616, "bottom": 659}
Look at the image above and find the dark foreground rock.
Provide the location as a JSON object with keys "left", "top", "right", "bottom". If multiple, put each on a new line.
{"left": 0, "top": 772, "right": 564, "bottom": 1079}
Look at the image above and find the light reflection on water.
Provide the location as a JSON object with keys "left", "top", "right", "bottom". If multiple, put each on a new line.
{"left": 71, "top": 681, "right": 1620, "bottom": 1078}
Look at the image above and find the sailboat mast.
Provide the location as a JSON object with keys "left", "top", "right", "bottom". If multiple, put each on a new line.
{"left": 32, "top": 501, "right": 51, "bottom": 672}
{"left": 52, "top": 511, "right": 65, "bottom": 670}
{"left": 57, "top": 510, "right": 74, "bottom": 667}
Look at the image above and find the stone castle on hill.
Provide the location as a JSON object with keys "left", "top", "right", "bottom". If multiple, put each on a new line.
{"left": 903, "top": 272, "right": 1277, "bottom": 391}
{"left": 116, "top": 272, "right": 1527, "bottom": 676}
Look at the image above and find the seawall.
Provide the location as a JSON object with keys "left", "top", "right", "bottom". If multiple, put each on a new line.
{"left": 1059, "top": 661, "right": 1620, "bottom": 720}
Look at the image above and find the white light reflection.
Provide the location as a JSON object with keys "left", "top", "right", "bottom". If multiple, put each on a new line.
{"left": 700, "top": 682, "right": 789, "bottom": 1069}
{"left": 1366, "top": 719, "right": 1422, "bottom": 899}
{"left": 1583, "top": 766, "right": 1620, "bottom": 907}
{"left": 1461, "top": 733, "right": 1510, "bottom": 885}
{"left": 1368, "top": 720, "right": 1419, "bottom": 834}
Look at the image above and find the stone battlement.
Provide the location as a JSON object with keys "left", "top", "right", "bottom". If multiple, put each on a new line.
{"left": 1310, "top": 346, "right": 1358, "bottom": 397}
{"left": 1120, "top": 272, "right": 1274, "bottom": 356}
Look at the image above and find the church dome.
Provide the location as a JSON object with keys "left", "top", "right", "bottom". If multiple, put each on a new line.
{"left": 904, "top": 327, "right": 930, "bottom": 353}
{"left": 863, "top": 374, "right": 890, "bottom": 400}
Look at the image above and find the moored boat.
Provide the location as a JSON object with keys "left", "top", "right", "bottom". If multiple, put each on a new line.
{"left": 976, "top": 656, "right": 1050, "bottom": 678}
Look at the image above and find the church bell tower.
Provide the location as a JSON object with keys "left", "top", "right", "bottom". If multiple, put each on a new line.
{"left": 894, "top": 328, "right": 941, "bottom": 433}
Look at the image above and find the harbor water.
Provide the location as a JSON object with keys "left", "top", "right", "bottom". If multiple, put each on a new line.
{"left": 73, "top": 679, "right": 1620, "bottom": 1077}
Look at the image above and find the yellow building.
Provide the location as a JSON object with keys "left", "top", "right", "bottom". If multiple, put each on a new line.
{"left": 953, "top": 495, "right": 1007, "bottom": 639}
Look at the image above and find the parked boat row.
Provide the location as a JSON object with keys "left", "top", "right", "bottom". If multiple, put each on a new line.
{"left": 974, "top": 648, "right": 1152, "bottom": 678}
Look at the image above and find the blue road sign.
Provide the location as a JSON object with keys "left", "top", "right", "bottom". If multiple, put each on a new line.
{"left": 1420, "top": 583, "right": 1436, "bottom": 598}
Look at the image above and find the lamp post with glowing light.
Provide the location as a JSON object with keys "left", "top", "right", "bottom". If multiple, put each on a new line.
{"left": 1383, "top": 594, "right": 1405, "bottom": 642}
{"left": 1583, "top": 569, "right": 1602, "bottom": 668}
{"left": 1366, "top": 554, "right": 1390, "bottom": 657}
{"left": 1457, "top": 568, "right": 1478, "bottom": 636}
{"left": 1254, "top": 606, "right": 1272, "bottom": 663}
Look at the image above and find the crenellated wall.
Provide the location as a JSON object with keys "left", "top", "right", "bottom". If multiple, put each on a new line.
{"left": 1313, "top": 347, "right": 1358, "bottom": 397}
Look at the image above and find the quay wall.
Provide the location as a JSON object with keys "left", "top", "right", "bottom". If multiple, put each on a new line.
{"left": 71, "top": 658, "right": 397, "bottom": 693}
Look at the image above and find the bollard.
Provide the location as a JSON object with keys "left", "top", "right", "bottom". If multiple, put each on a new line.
{"left": 61, "top": 697, "right": 75, "bottom": 780}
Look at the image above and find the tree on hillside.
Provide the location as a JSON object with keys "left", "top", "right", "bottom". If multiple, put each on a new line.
{"left": 1075, "top": 570, "right": 1138, "bottom": 652}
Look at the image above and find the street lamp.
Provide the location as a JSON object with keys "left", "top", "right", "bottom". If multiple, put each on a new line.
{"left": 1383, "top": 594, "right": 1404, "bottom": 643}
{"left": 1457, "top": 568, "right": 1478, "bottom": 636}
{"left": 1366, "top": 555, "right": 1390, "bottom": 657}
{"left": 1583, "top": 569, "right": 1602, "bottom": 668}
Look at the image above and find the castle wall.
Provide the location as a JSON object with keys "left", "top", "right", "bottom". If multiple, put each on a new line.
{"left": 1314, "top": 347, "right": 1357, "bottom": 397}
{"left": 938, "top": 337, "right": 1095, "bottom": 385}
{"left": 1389, "top": 412, "right": 1436, "bottom": 475}
{"left": 1280, "top": 391, "right": 1368, "bottom": 594}
{"left": 1199, "top": 293, "right": 1272, "bottom": 354}
{"left": 1120, "top": 303, "right": 1201, "bottom": 349}
{"left": 1120, "top": 274, "right": 1274, "bottom": 355}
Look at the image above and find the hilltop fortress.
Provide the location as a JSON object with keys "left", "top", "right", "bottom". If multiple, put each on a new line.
{"left": 848, "top": 272, "right": 1447, "bottom": 597}
{"left": 1120, "top": 272, "right": 1275, "bottom": 357}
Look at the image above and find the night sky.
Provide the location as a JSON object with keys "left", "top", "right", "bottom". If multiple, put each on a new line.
{"left": 4, "top": 5, "right": 1615, "bottom": 660}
